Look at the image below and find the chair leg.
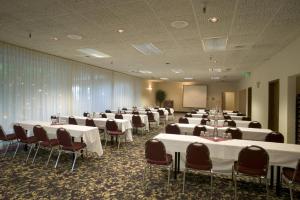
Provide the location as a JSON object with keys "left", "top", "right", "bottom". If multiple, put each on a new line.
{"left": 32, "top": 143, "right": 40, "bottom": 164}
{"left": 25, "top": 144, "right": 34, "bottom": 163}
{"left": 167, "top": 165, "right": 171, "bottom": 191}
{"left": 182, "top": 169, "right": 186, "bottom": 193}
{"left": 117, "top": 136, "right": 121, "bottom": 149}
{"left": 71, "top": 152, "right": 77, "bottom": 172}
{"left": 234, "top": 172, "right": 237, "bottom": 200}
{"left": 105, "top": 133, "right": 108, "bottom": 147}
{"left": 210, "top": 171, "right": 213, "bottom": 199}
{"left": 143, "top": 164, "right": 147, "bottom": 183}
{"left": 289, "top": 184, "right": 293, "bottom": 200}
{"left": 13, "top": 142, "right": 20, "bottom": 158}
{"left": 3, "top": 141, "right": 10, "bottom": 157}
{"left": 265, "top": 177, "right": 269, "bottom": 200}
{"left": 46, "top": 148, "right": 54, "bottom": 166}
{"left": 54, "top": 150, "right": 62, "bottom": 168}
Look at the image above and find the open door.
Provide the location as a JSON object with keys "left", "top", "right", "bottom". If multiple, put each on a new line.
{"left": 268, "top": 80, "right": 280, "bottom": 131}
{"left": 247, "top": 87, "right": 252, "bottom": 118}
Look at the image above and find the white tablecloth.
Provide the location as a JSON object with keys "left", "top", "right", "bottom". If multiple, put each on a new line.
{"left": 154, "top": 133, "right": 300, "bottom": 172}
{"left": 59, "top": 116, "right": 133, "bottom": 141}
{"left": 19, "top": 121, "right": 103, "bottom": 157}
{"left": 105, "top": 113, "right": 149, "bottom": 131}
{"left": 187, "top": 118, "right": 252, "bottom": 128}
{"left": 175, "top": 123, "right": 272, "bottom": 141}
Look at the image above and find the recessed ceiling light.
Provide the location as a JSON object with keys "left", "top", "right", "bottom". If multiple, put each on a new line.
{"left": 139, "top": 70, "right": 152, "bottom": 74}
{"left": 208, "top": 17, "right": 219, "bottom": 23}
{"left": 77, "top": 48, "right": 111, "bottom": 58}
{"left": 160, "top": 78, "right": 168, "bottom": 80}
{"left": 211, "top": 76, "right": 220, "bottom": 80}
{"left": 52, "top": 37, "right": 59, "bottom": 41}
{"left": 132, "top": 43, "right": 162, "bottom": 55}
{"left": 67, "top": 34, "right": 82, "bottom": 40}
{"left": 170, "top": 20, "right": 189, "bottom": 29}
{"left": 165, "top": 62, "right": 170, "bottom": 65}
{"left": 184, "top": 77, "right": 193, "bottom": 80}
{"left": 209, "top": 68, "right": 223, "bottom": 73}
{"left": 117, "top": 29, "right": 124, "bottom": 33}
{"left": 202, "top": 37, "right": 227, "bottom": 52}
{"left": 171, "top": 69, "right": 183, "bottom": 74}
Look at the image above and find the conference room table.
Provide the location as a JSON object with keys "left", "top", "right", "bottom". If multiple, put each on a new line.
{"left": 154, "top": 133, "right": 300, "bottom": 194}
{"left": 191, "top": 114, "right": 245, "bottom": 120}
{"left": 59, "top": 116, "right": 133, "bottom": 141}
{"left": 18, "top": 121, "right": 103, "bottom": 157}
{"left": 175, "top": 123, "right": 272, "bottom": 141}
{"left": 187, "top": 118, "right": 252, "bottom": 128}
{"left": 105, "top": 113, "right": 149, "bottom": 131}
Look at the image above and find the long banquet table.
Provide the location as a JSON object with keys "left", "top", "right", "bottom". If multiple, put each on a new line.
{"left": 59, "top": 116, "right": 133, "bottom": 141}
{"left": 175, "top": 123, "right": 272, "bottom": 141}
{"left": 19, "top": 121, "right": 103, "bottom": 157}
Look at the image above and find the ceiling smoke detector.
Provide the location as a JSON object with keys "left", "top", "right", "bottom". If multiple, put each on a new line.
{"left": 171, "top": 21, "right": 189, "bottom": 29}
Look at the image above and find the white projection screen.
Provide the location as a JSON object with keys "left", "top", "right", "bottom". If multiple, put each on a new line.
{"left": 183, "top": 85, "right": 207, "bottom": 108}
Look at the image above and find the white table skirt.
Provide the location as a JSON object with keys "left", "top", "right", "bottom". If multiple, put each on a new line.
{"left": 19, "top": 121, "right": 103, "bottom": 157}
{"left": 59, "top": 116, "right": 133, "bottom": 142}
{"left": 154, "top": 133, "right": 300, "bottom": 172}
{"left": 105, "top": 113, "right": 149, "bottom": 131}
{"left": 175, "top": 123, "right": 272, "bottom": 141}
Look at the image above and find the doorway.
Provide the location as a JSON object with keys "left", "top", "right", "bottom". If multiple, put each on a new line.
{"left": 268, "top": 79, "right": 280, "bottom": 131}
{"left": 247, "top": 87, "right": 252, "bottom": 118}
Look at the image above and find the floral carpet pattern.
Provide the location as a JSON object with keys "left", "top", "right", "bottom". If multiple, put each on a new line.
{"left": 0, "top": 114, "right": 298, "bottom": 199}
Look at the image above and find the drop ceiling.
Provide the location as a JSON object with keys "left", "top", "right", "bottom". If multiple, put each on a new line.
{"left": 0, "top": 0, "right": 300, "bottom": 81}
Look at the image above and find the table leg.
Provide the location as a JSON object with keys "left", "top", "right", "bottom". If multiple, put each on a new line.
{"left": 81, "top": 137, "right": 84, "bottom": 158}
{"left": 276, "top": 166, "right": 281, "bottom": 196}
{"left": 174, "top": 152, "right": 178, "bottom": 179}
{"left": 270, "top": 166, "right": 274, "bottom": 188}
{"left": 177, "top": 152, "right": 180, "bottom": 176}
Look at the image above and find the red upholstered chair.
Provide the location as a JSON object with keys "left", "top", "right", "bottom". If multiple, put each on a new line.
{"left": 145, "top": 108, "right": 151, "bottom": 112}
{"left": 32, "top": 125, "right": 59, "bottom": 165}
{"left": 193, "top": 125, "right": 207, "bottom": 136}
{"left": 237, "top": 113, "right": 245, "bottom": 116}
{"left": 205, "top": 109, "right": 210, "bottom": 113}
{"left": 183, "top": 142, "right": 213, "bottom": 196}
{"left": 105, "top": 109, "right": 112, "bottom": 113}
{"left": 225, "top": 127, "right": 242, "bottom": 139}
{"left": 223, "top": 119, "right": 236, "bottom": 127}
{"left": 115, "top": 114, "right": 123, "bottom": 119}
{"left": 185, "top": 113, "right": 192, "bottom": 118}
{"left": 224, "top": 115, "right": 231, "bottom": 120}
{"left": 282, "top": 159, "right": 300, "bottom": 200}
{"left": 0, "top": 125, "right": 17, "bottom": 157}
{"left": 233, "top": 111, "right": 239, "bottom": 113}
{"left": 68, "top": 117, "right": 77, "bottom": 125}
{"left": 146, "top": 112, "right": 157, "bottom": 129}
{"left": 158, "top": 109, "right": 167, "bottom": 125}
{"left": 132, "top": 111, "right": 139, "bottom": 115}
{"left": 122, "top": 107, "right": 127, "bottom": 111}
{"left": 101, "top": 113, "right": 107, "bottom": 118}
{"left": 55, "top": 128, "right": 87, "bottom": 172}
{"left": 242, "top": 116, "right": 251, "bottom": 121}
{"left": 248, "top": 121, "right": 262, "bottom": 128}
{"left": 233, "top": 145, "right": 269, "bottom": 199}
{"left": 83, "top": 112, "right": 89, "bottom": 117}
{"left": 191, "top": 110, "right": 197, "bottom": 114}
{"left": 132, "top": 115, "right": 146, "bottom": 134}
{"left": 86, "top": 118, "right": 96, "bottom": 127}
{"left": 166, "top": 108, "right": 174, "bottom": 120}
{"left": 105, "top": 119, "right": 126, "bottom": 149}
{"left": 178, "top": 117, "right": 189, "bottom": 124}
{"left": 200, "top": 118, "right": 210, "bottom": 125}
{"left": 13, "top": 124, "right": 38, "bottom": 163}
{"left": 202, "top": 114, "right": 209, "bottom": 118}
{"left": 165, "top": 123, "right": 181, "bottom": 134}
{"left": 143, "top": 139, "right": 173, "bottom": 189}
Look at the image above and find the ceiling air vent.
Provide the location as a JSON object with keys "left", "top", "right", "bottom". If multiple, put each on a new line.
{"left": 132, "top": 43, "right": 162, "bottom": 55}
{"left": 202, "top": 37, "right": 227, "bottom": 52}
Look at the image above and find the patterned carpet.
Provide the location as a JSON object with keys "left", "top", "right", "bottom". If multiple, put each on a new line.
{"left": 0, "top": 115, "right": 298, "bottom": 199}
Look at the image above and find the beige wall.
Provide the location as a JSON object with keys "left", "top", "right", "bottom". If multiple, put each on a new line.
{"left": 223, "top": 92, "right": 235, "bottom": 110}
{"left": 238, "top": 36, "right": 300, "bottom": 143}
{"left": 151, "top": 81, "right": 237, "bottom": 112}
{"left": 297, "top": 76, "right": 300, "bottom": 94}
{"left": 235, "top": 89, "right": 247, "bottom": 114}
{"left": 140, "top": 80, "right": 156, "bottom": 107}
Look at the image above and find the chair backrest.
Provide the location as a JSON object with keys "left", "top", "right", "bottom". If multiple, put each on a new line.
{"left": 166, "top": 108, "right": 172, "bottom": 115}
{"left": 106, "top": 119, "right": 119, "bottom": 132}
{"left": 237, "top": 145, "right": 269, "bottom": 176}
{"left": 185, "top": 113, "right": 192, "bottom": 117}
{"left": 237, "top": 113, "right": 244, "bottom": 116}
{"left": 165, "top": 123, "right": 181, "bottom": 134}
{"left": 224, "top": 115, "right": 231, "bottom": 120}
{"left": 205, "top": 109, "right": 210, "bottom": 112}
{"left": 158, "top": 109, "right": 164, "bottom": 116}
{"left": 178, "top": 117, "right": 189, "bottom": 124}
{"left": 186, "top": 142, "right": 212, "bottom": 170}
{"left": 200, "top": 118, "right": 210, "bottom": 125}
{"left": 265, "top": 132, "right": 284, "bottom": 143}
{"left": 86, "top": 118, "right": 96, "bottom": 127}
{"left": 115, "top": 114, "right": 123, "bottom": 119}
{"left": 132, "top": 111, "right": 139, "bottom": 115}
{"left": 145, "top": 139, "right": 167, "bottom": 164}
{"left": 225, "top": 127, "right": 242, "bottom": 139}
{"left": 105, "top": 109, "right": 112, "bottom": 113}
{"left": 202, "top": 114, "right": 209, "bottom": 118}
{"left": 13, "top": 124, "right": 28, "bottom": 141}
{"left": 193, "top": 125, "right": 207, "bottom": 136}
{"left": 132, "top": 115, "right": 142, "bottom": 126}
{"left": 33, "top": 125, "right": 49, "bottom": 142}
{"left": 0, "top": 125, "right": 7, "bottom": 140}
{"left": 224, "top": 119, "right": 236, "bottom": 127}
{"left": 242, "top": 116, "right": 251, "bottom": 121}
{"left": 56, "top": 128, "right": 73, "bottom": 148}
{"left": 146, "top": 112, "right": 155, "bottom": 121}
{"left": 233, "top": 111, "right": 239, "bottom": 113}
{"left": 191, "top": 111, "right": 197, "bottom": 114}
{"left": 145, "top": 108, "right": 151, "bottom": 112}
{"left": 122, "top": 107, "right": 127, "bottom": 111}
{"left": 101, "top": 113, "right": 107, "bottom": 118}
{"left": 249, "top": 121, "right": 262, "bottom": 128}
{"left": 83, "top": 112, "right": 89, "bottom": 117}
{"left": 68, "top": 117, "right": 77, "bottom": 125}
